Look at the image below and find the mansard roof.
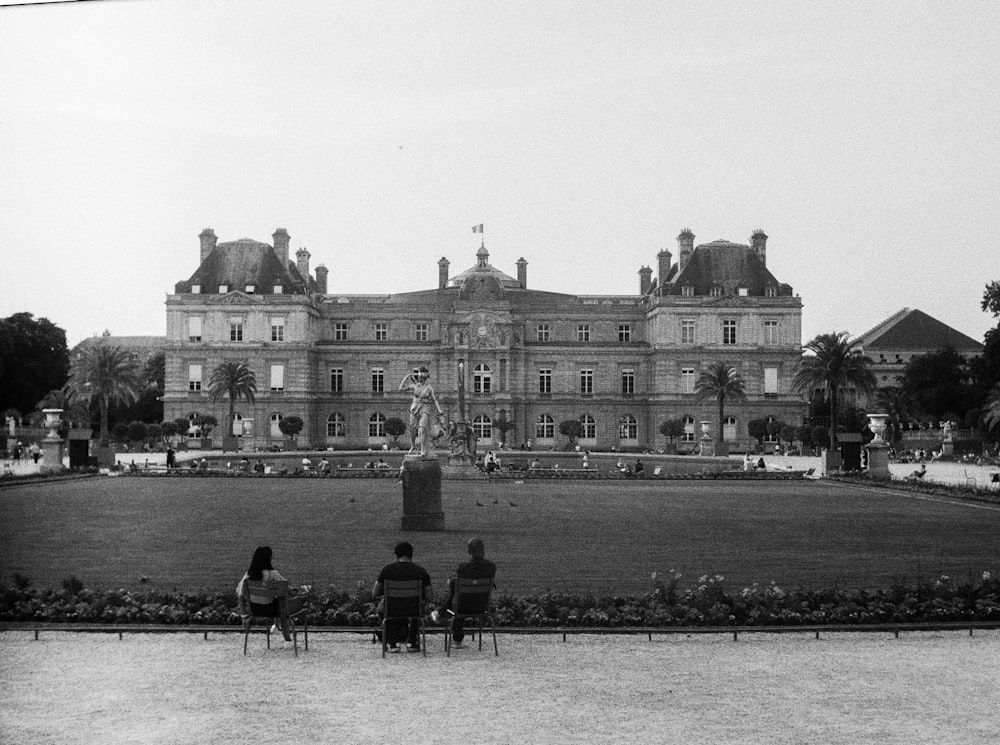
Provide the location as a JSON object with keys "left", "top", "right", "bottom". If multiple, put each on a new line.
{"left": 448, "top": 262, "right": 522, "bottom": 289}
{"left": 662, "top": 240, "right": 791, "bottom": 296}
{"left": 857, "top": 308, "right": 983, "bottom": 353}
{"left": 174, "top": 238, "right": 316, "bottom": 294}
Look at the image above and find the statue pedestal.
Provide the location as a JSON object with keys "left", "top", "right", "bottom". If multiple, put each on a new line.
{"left": 40, "top": 438, "right": 65, "bottom": 474}
{"left": 400, "top": 456, "right": 445, "bottom": 531}
{"left": 699, "top": 437, "right": 716, "bottom": 457}
{"left": 866, "top": 444, "right": 891, "bottom": 478}
{"left": 942, "top": 441, "right": 954, "bottom": 457}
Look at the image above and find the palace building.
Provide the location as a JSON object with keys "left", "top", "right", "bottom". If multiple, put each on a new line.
{"left": 163, "top": 227, "right": 804, "bottom": 451}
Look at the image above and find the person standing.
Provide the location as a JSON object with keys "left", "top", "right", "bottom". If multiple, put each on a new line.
{"left": 373, "top": 541, "right": 432, "bottom": 652}
{"left": 432, "top": 538, "right": 497, "bottom": 649}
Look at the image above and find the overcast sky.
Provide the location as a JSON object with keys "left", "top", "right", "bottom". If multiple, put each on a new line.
{"left": 1, "top": 0, "right": 997, "bottom": 349}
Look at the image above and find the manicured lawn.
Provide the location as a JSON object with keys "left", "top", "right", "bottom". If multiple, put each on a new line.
{"left": 1, "top": 477, "right": 998, "bottom": 595}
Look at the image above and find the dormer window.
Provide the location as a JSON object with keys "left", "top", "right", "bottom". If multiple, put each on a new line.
{"left": 765, "top": 285, "right": 777, "bottom": 298}
{"left": 245, "top": 284, "right": 255, "bottom": 294}
{"left": 682, "top": 285, "right": 694, "bottom": 297}
{"left": 738, "top": 287, "right": 748, "bottom": 297}
{"left": 710, "top": 286, "right": 723, "bottom": 297}
{"left": 219, "top": 284, "right": 229, "bottom": 294}
{"left": 191, "top": 284, "right": 201, "bottom": 294}
{"left": 273, "top": 285, "right": 283, "bottom": 294}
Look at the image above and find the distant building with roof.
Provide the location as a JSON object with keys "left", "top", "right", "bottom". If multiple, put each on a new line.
{"left": 856, "top": 308, "right": 984, "bottom": 391}
{"left": 162, "top": 227, "right": 804, "bottom": 451}
{"left": 72, "top": 333, "right": 165, "bottom": 368}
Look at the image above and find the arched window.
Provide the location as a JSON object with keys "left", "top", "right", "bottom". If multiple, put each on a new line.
{"left": 187, "top": 412, "right": 201, "bottom": 439}
{"left": 723, "top": 416, "right": 737, "bottom": 442}
{"left": 619, "top": 414, "right": 637, "bottom": 440}
{"left": 327, "top": 412, "right": 346, "bottom": 438}
{"left": 369, "top": 412, "right": 386, "bottom": 438}
{"left": 231, "top": 412, "right": 243, "bottom": 437}
{"left": 580, "top": 414, "right": 596, "bottom": 440}
{"left": 536, "top": 414, "right": 554, "bottom": 439}
{"left": 682, "top": 416, "right": 695, "bottom": 443}
{"left": 473, "top": 364, "right": 492, "bottom": 394}
{"left": 473, "top": 414, "right": 492, "bottom": 440}
{"left": 270, "top": 413, "right": 283, "bottom": 438}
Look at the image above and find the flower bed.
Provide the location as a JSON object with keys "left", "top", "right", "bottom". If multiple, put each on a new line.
{"left": 3, "top": 571, "right": 997, "bottom": 628}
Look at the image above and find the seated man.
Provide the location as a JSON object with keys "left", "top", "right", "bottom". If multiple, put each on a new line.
{"left": 373, "top": 541, "right": 432, "bottom": 653}
{"left": 432, "top": 538, "right": 497, "bottom": 649}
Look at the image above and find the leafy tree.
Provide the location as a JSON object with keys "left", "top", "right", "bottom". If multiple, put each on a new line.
{"left": 901, "top": 348, "right": 978, "bottom": 423}
{"left": 811, "top": 426, "right": 829, "bottom": 451}
{"left": 659, "top": 419, "right": 684, "bottom": 446}
{"left": 385, "top": 417, "right": 407, "bottom": 446}
{"left": 208, "top": 360, "right": 257, "bottom": 437}
{"left": 493, "top": 409, "right": 516, "bottom": 446}
{"left": 694, "top": 363, "right": 747, "bottom": 445}
{"left": 126, "top": 421, "right": 148, "bottom": 443}
{"left": 111, "top": 422, "right": 129, "bottom": 443}
{"left": 983, "top": 385, "right": 1000, "bottom": 436}
{"left": 119, "top": 351, "right": 165, "bottom": 424}
{"left": 278, "top": 415, "right": 304, "bottom": 439}
{"left": 147, "top": 422, "right": 164, "bottom": 443}
{"left": 874, "top": 386, "right": 920, "bottom": 444}
{"left": 793, "top": 332, "right": 876, "bottom": 451}
{"left": 0, "top": 313, "right": 70, "bottom": 417}
{"left": 779, "top": 424, "right": 798, "bottom": 448}
{"left": 559, "top": 419, "right": 584, "bottom": 447}
{"left": 747, "top": 418, "right": 769, "bottom": 452}
{"left": 193, "top": 414, "right": 217, "bottom": 439}
{"left": 64, "top": 341, "right": 144, "bottom": 446}
{"left": 173, "top": 417, "right": 190, "bottom": 437}
{"left": 32, "top": 388, "right": 91, "bottom": 429}
{"left": 797, "top": 424, "right": 814, "bottom": 451}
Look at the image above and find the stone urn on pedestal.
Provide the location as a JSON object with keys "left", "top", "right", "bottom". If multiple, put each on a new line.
{"left": 865, "top": 413, "right": 891, "bottom": 478}
{"left": 40, "top": 408, "right": 66, "bottom": 474}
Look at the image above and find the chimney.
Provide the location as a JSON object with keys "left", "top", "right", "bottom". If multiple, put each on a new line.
{"left": 272, "top": 228, "right": 290, "bottom": 268}
{"left": 657, "top": 249, "right": 672, "bottom": 288}
{"left": 677, "top": 228, "right": 695, "bottom": 271}
{"left": 199, "top": 228, "right": 217, "bottom": 264}
{"left": 315, "top": 264, "right": 328, "bottom": 293}
{"left": 751, "top": 229, "right": 768, "bottom": 266}
{"left": 638, "top": 266, "right": 652, "bottom": 294}
{"left": 516, "top": 257, "right": 527, "bottom": 289}
{"left": 438, "top": 257, "right": 449, "bottom": 289}
{"left": 296, "top": 247, "right": 311, "bottom": 279}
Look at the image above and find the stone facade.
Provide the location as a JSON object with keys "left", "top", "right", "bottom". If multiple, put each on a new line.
{"left": 163, "top": 228, "right": 804, "bottom": 451}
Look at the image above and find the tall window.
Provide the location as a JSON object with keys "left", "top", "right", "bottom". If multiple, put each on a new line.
{"left": 188, "top": 316, "right": 202, "bottom": 342}
{"left": 536, "top": 414, "right": 554, "bottom": 439}
{"left": 764, "top": 366, "right": 779, "bottom": 395}
{"left": 374, "top": 323, "right": 387, "bottom": 341}
{"left": 580, "top": 369, "right": 593, "bottom": 395}
{"left": 538, "top": 368, "right": 552, "bottom": 394}
{"left": 270, "top": 317, "right": 285, "bottom": 342}
{"left": 330, "top": 367, "right": 344, "bottom": 393}
{"left": 763, "top": 320, "right": 778, "bottom": 345}
{"left": 723, "top": 320, "right": 737, "bottom": 345}
{"left": 681, "top": 367, "right": 695, "bottom": 393}
{"left": 723, "top": 416, "right": 737, "bottom": 442}
{"left": 710, "top": 286, "right": 724, "bottom": 297}
{"left": 577, "top": 324, "right": 591, "bottom": 342}
{"left": 681, "top": 319, "right": 695, "bottom": 344}
{"left": 229, "top": 317, "right": 244, "bottom": 342}
{"left": 270, "top": 413, "right": 283, "bottom": 438}
{"left": 369, "top": 412, "right": 386, "bottom": 438}
{"left": 621, "top": 368, "right": 635, "bottom": 395}
{"left": 618, "top": 324, "right": 631, "bottom": 342}
{"left": 414, "top": 323, "right": 428, "bottom": 341}
{"left": 536, "top": 323, "right": 550, "bottom": 342}
{"left": 764, "top": 415, "right": 779, "bottom": 443}
{"left": 682, "top": 416, "right": 695, "bottom": 443}
{"left": 188, "top": 364, "right": 202, "bottom": 392}
{"left": 371, "top": 367, "right": 384, "bottom": 393}
{"left": 473, "top": 364, "right": 492, "bottom": 394}
{"left": 334, "top": 323, "right": 348, "bottom": 340}
{"left": 580, "top": 414, "right": 596, "bottom": 439}
{"left": 270, "top": 364, "right": 284, "bottom": 392}
{"left": 619, "top": 415, "right": 637, "bottom": 439}
{"left": 327, "top": 413, "right": 346, "bottom": 438}
{"left": 472, "top": 414, "right": 492, "bottom": 440}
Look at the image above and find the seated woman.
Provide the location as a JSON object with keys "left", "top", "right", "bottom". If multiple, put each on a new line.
{"left": 236, "top": 545, "right": 301, "bottom": 641}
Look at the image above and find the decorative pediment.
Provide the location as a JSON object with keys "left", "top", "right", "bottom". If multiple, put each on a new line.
{"left": 454, "top": 310, "right": 517, "bottom": 348}
{"left": 704, "top": 295, "right": 751, "bottom": 307}
{"left": 206, "top": 291, "right": 266, "bottom": 306}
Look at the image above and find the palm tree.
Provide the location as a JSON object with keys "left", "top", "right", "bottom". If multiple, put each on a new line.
{"left": 64, "top": 341, "right": 144, "bottom": 446}
{"left": 208, "top": 360, "right": 257, "bottom": 438}
{"left": 983, "top": 384, "right": 1000, "bottom": 434}
{"left": 793, "top": 332, "right": 876, "bottom": 451}
{"left": 874, "top": 386, "right": 920, "bottom": 444}
{"left": 694, "top": 362, "right": 747, "bottom": 447}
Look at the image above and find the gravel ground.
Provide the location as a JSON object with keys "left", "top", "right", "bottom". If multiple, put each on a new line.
{"left": 2, "top": 629, "right": 998, "bottom": 745}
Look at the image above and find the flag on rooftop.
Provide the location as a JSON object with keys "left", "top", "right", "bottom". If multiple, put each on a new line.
{"left": 472, "top": 224, "right": 483, "bottom": 233}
